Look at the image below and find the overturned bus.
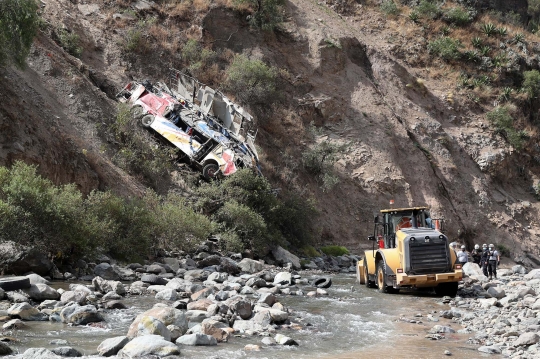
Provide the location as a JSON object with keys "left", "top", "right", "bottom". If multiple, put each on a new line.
{"left": 116, "top": 70, "right": 261, "bottom": 180}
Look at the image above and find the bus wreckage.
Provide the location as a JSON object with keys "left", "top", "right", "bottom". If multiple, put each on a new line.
{"left": 116, "top": 69, "right": 261, "bottom": 180}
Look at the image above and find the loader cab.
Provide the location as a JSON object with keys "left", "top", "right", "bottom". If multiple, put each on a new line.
{"left": 373, "top": 207, "right": 432, "bottom": 249}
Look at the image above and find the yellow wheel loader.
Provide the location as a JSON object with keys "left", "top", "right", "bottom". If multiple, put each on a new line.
{"left": 357, "top": 207, "right": 462, "bottom": 296}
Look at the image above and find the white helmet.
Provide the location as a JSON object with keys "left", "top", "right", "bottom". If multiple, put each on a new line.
{"left": 489, "top": 243, "right": 494, "bottom": 248}
{"left": 474, "top": 244, "right": 480, "bottom": 250}
{"left": 461, "top": 245, "right": 466, "bottom": 249}
{"left": 482, "top": 243, "right": 487, "bottom": 248}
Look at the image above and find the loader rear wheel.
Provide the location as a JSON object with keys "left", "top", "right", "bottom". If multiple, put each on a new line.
{"left": 434, "top": 282, "right": 458, "bottom": 297}
{"left": 364, "top": 258, "right": 376, "bottom": 288}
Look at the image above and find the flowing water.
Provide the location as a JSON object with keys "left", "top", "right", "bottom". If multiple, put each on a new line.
{"left": 4, "top": 275, "right": 488, "bottom": 358}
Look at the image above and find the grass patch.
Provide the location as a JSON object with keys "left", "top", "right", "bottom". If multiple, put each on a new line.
{"left": 320, "top": 245, "right": 350, "bottom": 256}
{"left": 427, "top": 37, "right": 462, "bottom": 61}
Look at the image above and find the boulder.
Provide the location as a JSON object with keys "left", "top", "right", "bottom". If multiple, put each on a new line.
{"left": 23, "top": 284, "right": 60, "bottom": 301}
{"left": 135, "top": 315, "right": 172, "bottom": 341}
{"left": 26, "top": 273, "right": 50, "bottom": 285}
{"left": 246, "top": 277, "right": 266, "bottom": 288}
{"left": 97, "top": 336, "right": 130, "bottom": 356}
{"left": 516, "top": 286, "right": 536, "bottom": 298}
{"left": 258, "top": 293, "right": 277, "bottom": 306}
{"left": 268, "top": 309, "right": 288, "bottom": 322}
{"left": 273, "top": 272, "right": 292, "bottom": 285}
{"left": 127, "top": 307, "right": 188, "bottom": 338}
{"left": 219, "top": 257, "right": 241, "bottom": 275}
{"left": 166, "top": 278, "right": 188, "bottom": 292}
{"left": 93, "top": 263, "right": 120, "bottom": 281}
{"left": 524, "top": 269, "right": 540, "bottom": 280}
{"left": 487, "top": 286, "right": 506, "bottom": 299}
{"left": 111, "top": 265, "right": 136, "bottom": 281}
{"left": 21, "top": 348, "right": 62, "bottom": 358}
{"left": 50, "top": 347, "right": 82, "bottom": 357}
{"left": 60, "top": 291, "right": 88, "bottom": 305}
{"left": 512, "top": 265, "right": 527, "bottom": 274}
{"left": 207, "top": 272, "right": 228, "bottom": 283}
{"left": 162, "top": 258, "right": 180, "bottom": 272}
{"left": 104, "top": 300, "right": 127, "bottom": 309}
{"left": 0, "top": 342, "right": 12, "bottom": 355}
{"left": 117, "top": 335, "right": 180, "bottom": 357}
{"left": 271, "top": 246, "right": 301, "bottom": 270}
{"left": 7, "top": 302, "right": 48, "bottom": 321}
{"left": 233, "top": 311, "right": 271, "bottom": 332}
{"left": 146, "top": 264, "right": 165, "bottom": 274}
{"left": 176, "top": 333, "right": 217, "bottom": 346}
{"left": 155, "top": 288, "right": 177, "bottom": 301}
{"left": 185, "top": 310, "right": 208, "bottom": 323}
{"left": 128, "top": 281, "right": 147, "bottom": 295}
{"left": 187, "top": 299, "right": 214, "bottom": 311}
{"left": 60, "top": 304, "right": 103, "bottom": 325}
{"left": 197, "top": 255, "right": 222, "bottom": 267}
{"left": 0, "top": 241, "right": 53, "bottom": 276}
{"left": 201, "top": 319, "right": 231, "bottom": 342}
{"left": 275, "top": 333, "right": 299, "bottom": 346}
{"left": 261, "top": 337, "right": 276, "bottom": 346}
{"left": 514, "top": 332, "right": 540, "bottom": 346}
{"left": 3, "top": 318, "right": 27, "bottom": 330}
{"left": 179, "top": 258, "right": 197, "bottom": 269}
{"left": 429, "top": 325, "right": 456, "bottom": 333}
{"left": 477, "top": 345, "right": 501, "bottom": 354}
{"left": 462, "top": 262, "right": 487, "bottom": 280}
{"left": 6, "top": 291, "right": 29, "bottom": 303}
{"left": 92, "top": 277, "right": 125, "bottom": 296}
{"left": 184, "top": 270, "right": 207, "bottom": 282}
{"left": 191, "top": 287, "right": 214, "bottom": 301}
{"left": 238, "top": 258, "right": 263, "bottom": 274}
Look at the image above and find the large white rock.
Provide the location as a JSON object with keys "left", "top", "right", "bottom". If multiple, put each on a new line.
{"left": 21, "top": 348, "right": 62, "bottom": 359}
{"left": 176, "top": 333, "right": 217, "bottom": 346}
{"left": 26, "top": 273, "right": 50, "bottom": 285}
{"left": 462, "top": 262, "right": 487, "bottom": 280}
{"left": 117, "top": 335, "right": 180, "bottom": 358}
{"left": 136, "top": 315, "right": 172, "bottom": 341}
{"left": 514, "top": 332, "right": 540, "bottom": 346}
{"left": 97, "top": 336, "right": 130, "bottom": 356}
{"left": 273, "top": 272, "right": 292, "bottom": 285}
{"left": 155, "top": 288, "right": 177, "bottom": 301}
{"left": 271, "top": 246, "right": 301, "bottom": 270}
{"left": 23, "top": 284, "right": 60, "bottom": 301}
{"left": 7, "top": 302, "right": 48, "bottom": 321}
{"left": 524, "top": 269, "right": 540, "bottom": 280}
{"left": 487, "top": 286, "right": 506, "bottom": 299}
{"left": 127, "top": 307, "right": 187, "bottom": 338}
{"left": 92, "top": 276, "right": 125, "bottom": 296}
{"left": 238, "top": 259, "right": 263, "bottom": 274}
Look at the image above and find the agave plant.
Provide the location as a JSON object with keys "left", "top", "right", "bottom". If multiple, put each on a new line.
{"left": 481, "top": 22, "right": 497, "bottom": 36}
{"left": 471, "top": 37, "right": 482, "bottom": 48}
{"left": 409, "top": 11, "right": 420, "bottom": 23}
{"left": 479, "top": 45, "right": 491, "bottom": 56}
{"left": 463, "top": 50, "right": 479, "bottom": 62}
{"left": 513, "top": 33, "right": 525, "bottom": 44}
{"left": 498, "top": 87, "right": 513, "bottom": 102}
{"left": 440, "top": 26, "right": 451, "bottom": 36}
{"left": 497, "top": 27, "right": 508, "bottom": 37}
{"left": 493, "top": 53, "right": 508, "bottom": 68}
{"left": 457, "top": 76, "right": 472, "bottom": 89}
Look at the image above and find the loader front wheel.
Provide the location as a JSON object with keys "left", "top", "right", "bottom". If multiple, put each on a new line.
{"left": 364, "top": 258, "right": 376, "bottom": 288}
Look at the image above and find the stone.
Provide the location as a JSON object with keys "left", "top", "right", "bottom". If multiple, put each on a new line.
{"left": 92, "top": 277, "right": 125, "bottom": 296}
{"left": 21, "top": 348, "right": 62, "bottom": 358}
{"left": 3, "top": 318, "right": 27, "bottom": 330}
{"left": 146, "top": 264, "right": 166, "bottom": 274}
{"left": 512, "top": 265, "right": 527, "bottom": 274}
{"left": 244, "top": 344, "right": 261, "bottom": 351}
{"left": 50, "top": 339, "right": 68, "bottom": 345}
{"left": 97, "top": 336, "right": 130, "bottom": 356}
{"left": 187, "top": 299, "right": 214, "bottom": 311}
{"left": 112, "top": 265, "right": 136, "bottom": 281}
{"left": 60, "top": 304, "right": 103, "bottom": 325}
{"left": 316, "top": 288, "right": 328, "bottom": 295}
{"left": 233, "top": 311, "right": 271, "bottom": 332}
{"left": 50, "top": 347, "right": 82, "bottom": 357}
{"left": 238, "top": 258, "right": 263, "bottom": 274}
{"left": 185, "top": 310, "right": 208, "bottom": 323}
{"left": 93, "top": 263, "right": 120, "bottom": 281}
{"left": 102, "top": 292, "right": 122, "bottom": 301}
{"left": 444, "top": 350, "right": 451, "bottom": 356}
{"left": 525, "top": 269, "right": 540, "bottom": 280}
{"left": 429, "top": 325, "right": 455, "bottom": 334}
{"left": 273, "top": 272, "right": 292, "bottom": 285}
{"left": 166, "top": 278, "right": 188, "bottom": 292}
{"left": 135, "top": 315, "right": 172, "bottom": 341}
{"left": 60, "top": 291, "right": 88, "bottom": 305}
{"left": 0, "top": 241, "right": 53, "bottom": 275}
{"left": 0, "top": 342, "right": 12, "bottom": 355}
{"left": 240, "top": 286, "right": 255, "bottom": 295}
{"left": 201, "top": 319, "right": 231, "bottom": 342}
{"left": 487, "top": 286, "right": 506, "bottom": 299}
{"left": 197, "top": 255, "right": 221, "bottom": 267}
{"left": 176, "top": 333, "right": 217, "bottom": 346}
{"left": 275, "top": 333, "right": 299, "bottom": 345}
{"left": 269, "top": 309, "right": 288, "bottom": 322}
{"left": 127, "top": 307, "right": 188, "bottom": 338}
{"left": 23, "top": 284, "right": 60, "bottom": 301}
{"left": 118, "top": 335, "right": 180, "bottom": 357}
{"left": 231, "top": 299, "right": 252, "bottom": 320}
{"left": 258, "top": 293, "right": 277, "bottom": 306}
{"left": 6, "top": 291, "right": 29, "bottom": 303}
{"left": 219, "top": 257, "right": 241, "bottom": 275}
{"left": 514, "top": 332, "right": 540, "bottom": 346}
{"left": 462, "top": 262, "right": 487, "bottom": 280}
{"left": 104, "top": 300, "right": 127, "bottom": 309}
{"left": 261, "top": 337, "right": 277, "bottom": 346}
{"left": 128, "top": 281, "right": 147, "bottom": 295}
{"left": 208, "top": 272, "right": 228, "bottom": 283}
{"left": 191, "top": 287, "right": 213, "bottom": 301}
{"left": 8, "top": 302, "right": 48, "bottom": 321}
{"left": 184, "top": 269, "right": 207, "bottom": 282}
{"left": 179, "top": 258, "right": 197, "bottom": 269}
{"left": 162, "top": 258, "right": 180, "bottom": 272}
{"left": 477, "top": 345, "right": 501, "bottom": 354}
{"left": 26, "top": 273, "right": 50, "bottom": 285}
{"left": 271, "top": 246, "right": 301, "bottom": 270}
{"left": 516, "top": 286, "right": 536, "bottom": 298}
{"left": 155, "top": 288, "right": 177, "bottom": 301}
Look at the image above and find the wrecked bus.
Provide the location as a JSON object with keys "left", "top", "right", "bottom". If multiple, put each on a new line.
{"left": 116, "top": 71, "right": 261, "bottom": 180}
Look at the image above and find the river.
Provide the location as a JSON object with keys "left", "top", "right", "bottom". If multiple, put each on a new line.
{"left": 4, "top": 274, "right": 489, "bottom": 358}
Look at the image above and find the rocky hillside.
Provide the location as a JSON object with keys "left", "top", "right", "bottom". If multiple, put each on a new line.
{"left": 2, "top": 0, "right": 540, "bottom": 264}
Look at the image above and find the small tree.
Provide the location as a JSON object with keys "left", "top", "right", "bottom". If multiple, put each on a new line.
{"left": 522, "top": 70, "right": 540, "bottom": 99}
{"left": 225, "top": 54, "right": 278, "bottom": 105}
{"left": 0, "top": 0, "right": 40, "bottom": 69}
{"left": 235, "top": 0, "right": 285, "bottom": 31}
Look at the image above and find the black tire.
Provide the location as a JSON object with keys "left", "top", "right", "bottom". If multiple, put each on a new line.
{"left": 376, "top": 261, "right": 388, "bottom": 293}
{"left": 364, "top": 258, "right": 376, "bottom": 288}
{"left": 312, "top": 277, "right": 332, "bottom": 289}
{"left": 0, "top": 276, "right": 31, "bottom": 291}
{"left": 434, "top": 282, "right": 458, "bottom": 297}
{"left": 202, "top": 163, "right": 219, "bottom": 180}
{"left": 130, "top": 105, "right": 145, "bottom": 120}
{"left": 141, "top": 274, "right": 167, "bottom": 286}
{"left": 141, "top": 114, "right": 154, "bottom": 128}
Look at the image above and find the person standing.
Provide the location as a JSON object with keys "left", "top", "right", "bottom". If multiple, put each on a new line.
{"left": 487, "top": 244, "right": 500, "bottom": 280}
{"left": 471, "top": 244, "right": 482, "bottom": 265}
{"left": 480, "top": 244, "right": 489, "bottom": 277}
{"left": 457, "top": 245, "right": 468, "bottom": 265}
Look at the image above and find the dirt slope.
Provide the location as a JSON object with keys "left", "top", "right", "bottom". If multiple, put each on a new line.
{"left": 1, "top": 0, "right": 540, "bottom": 265}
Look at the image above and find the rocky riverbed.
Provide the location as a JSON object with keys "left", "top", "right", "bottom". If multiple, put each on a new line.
{"left": 0, "top": 247, "right": 538, "bottom": 358}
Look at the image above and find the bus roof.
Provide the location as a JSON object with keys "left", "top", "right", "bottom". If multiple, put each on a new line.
{"left": 380, "top": 206, "right": 429, "bottom": 213}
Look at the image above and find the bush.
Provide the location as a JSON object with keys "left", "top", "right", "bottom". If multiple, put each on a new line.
{"left": 415, "top": 0, "right": 441, "bottom": 20}
{"left": 0, "top": 0, "right": 40, "bottom": 68}
{"left": 427, "top": 37, "right": 461, "bottom": 61}
{"left": 487, "top": 106, "right": 525, "bottom": 149}
{"left": 225, "top": 54, "right": 279, "bottom": 105}
{"left": 496, "top": 244, "right": 510, "bottom": 257}
{"left": 123, "top": 29, "right": 144, "bottom": 53}
{"left": 301, "top": 245, "right": 320, "bottom": 258}
{"left": 443, "top": 7, "right": 471, "bottom": 26}
{"left": 56, "top": 28, "right": 82, "bottom": 58}
{"left": 380, "top": 0, "right": 400, "bottom": 16}
{"left": 522, "top": 70, "right": 540, "bottom": 99}
{"left": 234, "top": 0, "right": 284, "bottom": 31}
{"left": 181, "top": 39, "right": 216, "bottom": 73}
{"left": 320, "top": 245, "right": 349, "bottom": 256}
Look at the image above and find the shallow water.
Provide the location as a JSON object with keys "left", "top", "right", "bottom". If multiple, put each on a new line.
{"left": 4, "top": 275, "right": 489, "bottom": 358}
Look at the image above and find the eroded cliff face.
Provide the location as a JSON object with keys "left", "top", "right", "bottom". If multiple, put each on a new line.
{"left": 1, "top": 0, "right": 539, "bottom": 265}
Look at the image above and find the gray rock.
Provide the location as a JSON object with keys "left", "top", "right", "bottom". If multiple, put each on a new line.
{"left": 246, "top": 277, "right": 266, "bottom": 288}
{"left": 429, "top": 325, "right": 455, "bottom": 333}
{"left": 146, "top": 264, "right": 166, "bottom": 274}
{"left": 6, "top": 291, "right": 29, "bottom": 303}
{"left": 219, "top": 257, "right": 241, "bottom": 275}
{"left": 514, "top": 332, "right": 540, "bottom": 346}
{"left": 92, "top": 277, "right": 125, "bottom": 295}
{"left": 3, "top": 318, "right": 27, "bottom": 329}
{"left": 112, "top": 265, "right": 136, "bottom": 281}
{"left": 238, "top": 258, "right": 263, "bottom": 274}
{"left": 271, "top": 246, "right": 301, "bottom": 269}
{"left": 117, "top": 335, "right": 180, "bottom": 357}
{"left": 60, "top": 304, "right": 103, "bottom": 325}
{"left": 275, "top": 333, "right": 299, "bottom": 346}
{"left": 258, "top": 293, "right": 277, "bottom": 306}
{"left": 261, "top": 337, "right": 276, "bottom": 346}
{"left": 22, "top": 348, "right": 62, "bottom": 359}
{"left": 155, "top": 288, "right": 177, "bottom": 301}
{"left": 50, "top": 347, "right": 82, "bottom": 357}
{"left": 185, "top": 310, "right": 208, "bottom": 323}
{"left": 49, "top": 339, "right": 68, "bottom": 345}
{"left": 104, "top": 300, "right": 127, "bottom": 309}
{"left": 184, "top": 270, "right": 207, "bottom": 281}
{"left": 97, "top": 336, "right": 130, "bottom": 356}
{"left": 0, "top": 241, "right": 53, "bottom": 276}
{"left": 233, "top": 311, "right": 271, "bottom": 332}
{"left": 273, "top": 272, "right": 292, "bottom": 285}
{"left": 60, "top": 291, "right": 88, "bottom": 305}
{"left": 207, "top": 272, "right": 228, "bottom": 283}
{"left": 93, "top": 263, "right": 120, "bottom": 281}
{"left": 162, "top": 258, "right": 180, "bottom": 272}
{"left": 176, "top": 333, "right": 217, "bottom": 346}
{"left": 487, "top": 286, "right": 506, "bottom": 299}
{"left": 512, "top": 265, "right": 527, "bottom": 274}
{"left": 23, "top": 284, "right": 60, "bottom": 301}
{"left": 0, "top": 342, "right": 12, "bottom": 355}
{"left": 135, "top": 315, "right": 172, "bottom": 341}
{"left": 477, "top": 345, "right": 501, "bottom": 354}
{"left": 26, "top": 273, "right": 50, "bottom": 285}
{"left": 525, "top": 269, "right": 540, "bottom": 280}
{"left": 127, "top": 307, "right": 188, "bottom": 338}
{"left": 7, "top": 302, "right": 48, "bottom": 321}
{"left": 231, "top": 299, "right": 252, "bottom": 320}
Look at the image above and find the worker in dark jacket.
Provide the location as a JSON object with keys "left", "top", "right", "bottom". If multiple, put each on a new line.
{"left": 480, "top": 244, "right": 489, "bottom": 277}
{"left": 471, "top": 244, "right": 482, "bottom": 265}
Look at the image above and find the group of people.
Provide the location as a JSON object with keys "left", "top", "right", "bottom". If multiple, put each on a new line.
{"left": 452, "top": 242, "right": 500, "bottom": 280}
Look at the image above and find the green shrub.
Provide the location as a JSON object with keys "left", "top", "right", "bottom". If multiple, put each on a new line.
{"left": 56, "top": 28, "right": 82, "bottom": 58}
{"left": 320, "top": 245, "right": 350, "bottom": 256}
{"left": 234, "top": 0, "right": 284, "bottom": 31}
{"left": 0, "top": 0, "right": 40, "bottom": 68}
{"left": 225, "top": 54, "right": 278, "bottom": 105}
{"left": 498, "top": 87, "right": 513, "bottom": 102}
{"left": 415, "top": 0, "right": 441, "bottom": 20}
{"left": 496, "top": 244, "right": 510, "bottom": 257}
{"left": 123, "top": 29, "right": 144, "bottom": 53}
{"left": 380, "top": 0, "right": 400, "bottom": 16}
{"left": 181, "top": 39, "right": 216, "bottom": 72}
{"left": 443, "top": 7, "right": 471, "bottom": 26}
{"left": 409, "top": 11, "right": 420, "bottom": 23}
{"left": 522, "top": 70, "right": 540, "bottom": 99}
{"left": 301, "top": 245, "right": 320, "bottom": 258}
{"left": 487, "top": 106, "right": 525, "bottom": 149}
{"left": 427, "top": 37, "right": 462, "bottom": 61}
